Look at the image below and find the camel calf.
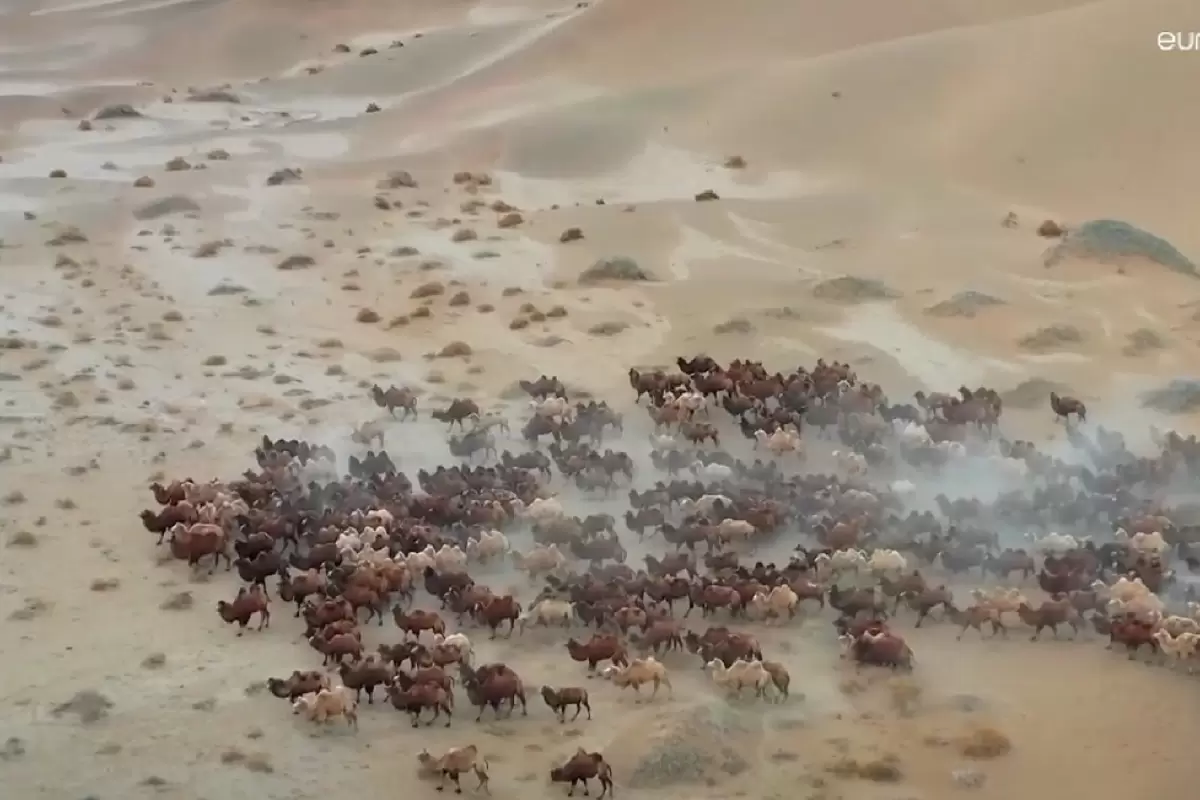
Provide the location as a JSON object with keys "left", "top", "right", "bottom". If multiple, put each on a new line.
{"left": 417, "top": 744, "right": 491, "bottom": 794}
{"left": 292, "top": 686, "right": 358, "bottom": 730}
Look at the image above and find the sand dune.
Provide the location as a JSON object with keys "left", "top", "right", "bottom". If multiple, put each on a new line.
{"left": 1, "top": 0, "right": 1199, "bottom": 797}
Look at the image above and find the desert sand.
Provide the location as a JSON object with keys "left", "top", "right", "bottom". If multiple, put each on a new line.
{"left": 3, "top": 0, "right": 1200, "bottom": 797}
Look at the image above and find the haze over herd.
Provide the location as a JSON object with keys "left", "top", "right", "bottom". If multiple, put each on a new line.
{"left": 2, "top": 1, "right": 1200, "bottom": 800}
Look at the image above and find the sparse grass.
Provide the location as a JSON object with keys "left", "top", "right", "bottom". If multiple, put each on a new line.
{"left": 160, "top": 591, "right": 194, "bottom": 611}
{"left": 9, "top": 597, "right": 49, "bottom": 620}
{"left": 588, "top": 321, "right": 628, "bottom": 337}
{"left": 888, "top": 677, "right": 922, "bottom": 714}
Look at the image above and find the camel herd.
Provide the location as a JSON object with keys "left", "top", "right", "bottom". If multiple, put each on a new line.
{"left": 139, "top": 354, "right": 1200, "bottom": 795}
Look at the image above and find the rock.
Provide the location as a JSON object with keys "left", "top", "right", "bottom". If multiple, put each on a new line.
{"left": 1037, "top": 219, "right": 1065, "bottom": 238}
{"left": 999, "top": 378, "right": 1073, "bottom": 409}
{"left": 546, "top": 305, "right": 568, "bottom": 318}
{"left": 694, "top": 189, "right": 720, "bottom": 202}
{"left": 93, "top": 104, "right": 142, "bottom": 120}
{"left": 448, "top": 291, "right": 470, "bottom": 307}
{"left": 48, "top": 169, "right": 67, "bottom": 179}
{"left": 812, "top": 276, "right": 899, "bottom": 303}
{"left": 265, "top": 168, "right": 303, "bottom": 186}
{"left": 509, "top": 318, "right": 529, "bottom": 330}
{"left": 497, "top": 212, "right": 523, "bottom": 228}
{"left": 133, "top": 195, "right": 201, "bottom": 221}
{"left": 451, "top": 228, "right": 477, "bottom": 242}
{"left": 208, "top": 282, "right": 247, "bottom": 295}
{"left": 713, "top": 317, "right": 754, "bottom": 335}
{"left": 1142, "top": 380, "right": 1200, "bottom": 414}
{"left": 365, "top": 102, "right": 381, "bottom": 113}
{"left": 1044, "top": 219, "right": 1197, "bottom": 277}
{"left": 723, "top": 155, "right": 747, "bottom": 169}
{"left": 1017, "top": 325, "right": 1084, "bottom": 352}
{"left": 924, "top": 291, "right": 1005, "bottom": 319}
{"left": 579, "top": 256, "right": 651, "bottom": 284}
{"left": 132, "top": 176, "right": 155, "bottom": 188}
{"left": 207, "top": 149, "right": 230, "bottom": 160}
{"left": 355, "top": 308, "right": 381, "bottom": 324}
{"left": 187, "top": 89, "right": 241, "bottom": 103}
{"left": 559, "top": 227, "right": 584, "bottom": 243}
{"left": 378, "top": 170, "right": 418, "bottom": 189}
{"left": 1123, "top": 327, "right": 1165, "bottom": 356}
{"left": 276, "top": 254, "right": 315, "bottom": 270}
{"left": 391, "top": 246, "right": 420, "bottom": 257}
{"left": 164, "top": 157, "right": 192, "bottom": 172}
{"left": 78, "top": 119, "right": 93, "bottom": 131}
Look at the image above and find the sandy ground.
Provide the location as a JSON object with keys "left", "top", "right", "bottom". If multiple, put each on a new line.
{"left": 3, "top": 0, "right": 1200, "bottom": 798}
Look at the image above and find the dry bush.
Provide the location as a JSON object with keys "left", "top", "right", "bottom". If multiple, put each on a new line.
{"left": 888, "top": 677, "right": 922, "bottom": 714}
{"left": 825, "top": 755, "right": 902, "bottom": 782}
{"left": 6, "top": 531, "right": 38, "bottom": 548}
{"left": 244, "top": 754, "right": 274, "bottom": 773}
{"left": 52, "top": 690, "right": 113, "bottom": 724}
{"left": 437, "top": 341, "right": 472, "bottom": 358}
{"left": 141, "top": 652, "right": 167, "bottom": 669}
{"left": 956, "top": 726, "right": 1012, "bottom": 759}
